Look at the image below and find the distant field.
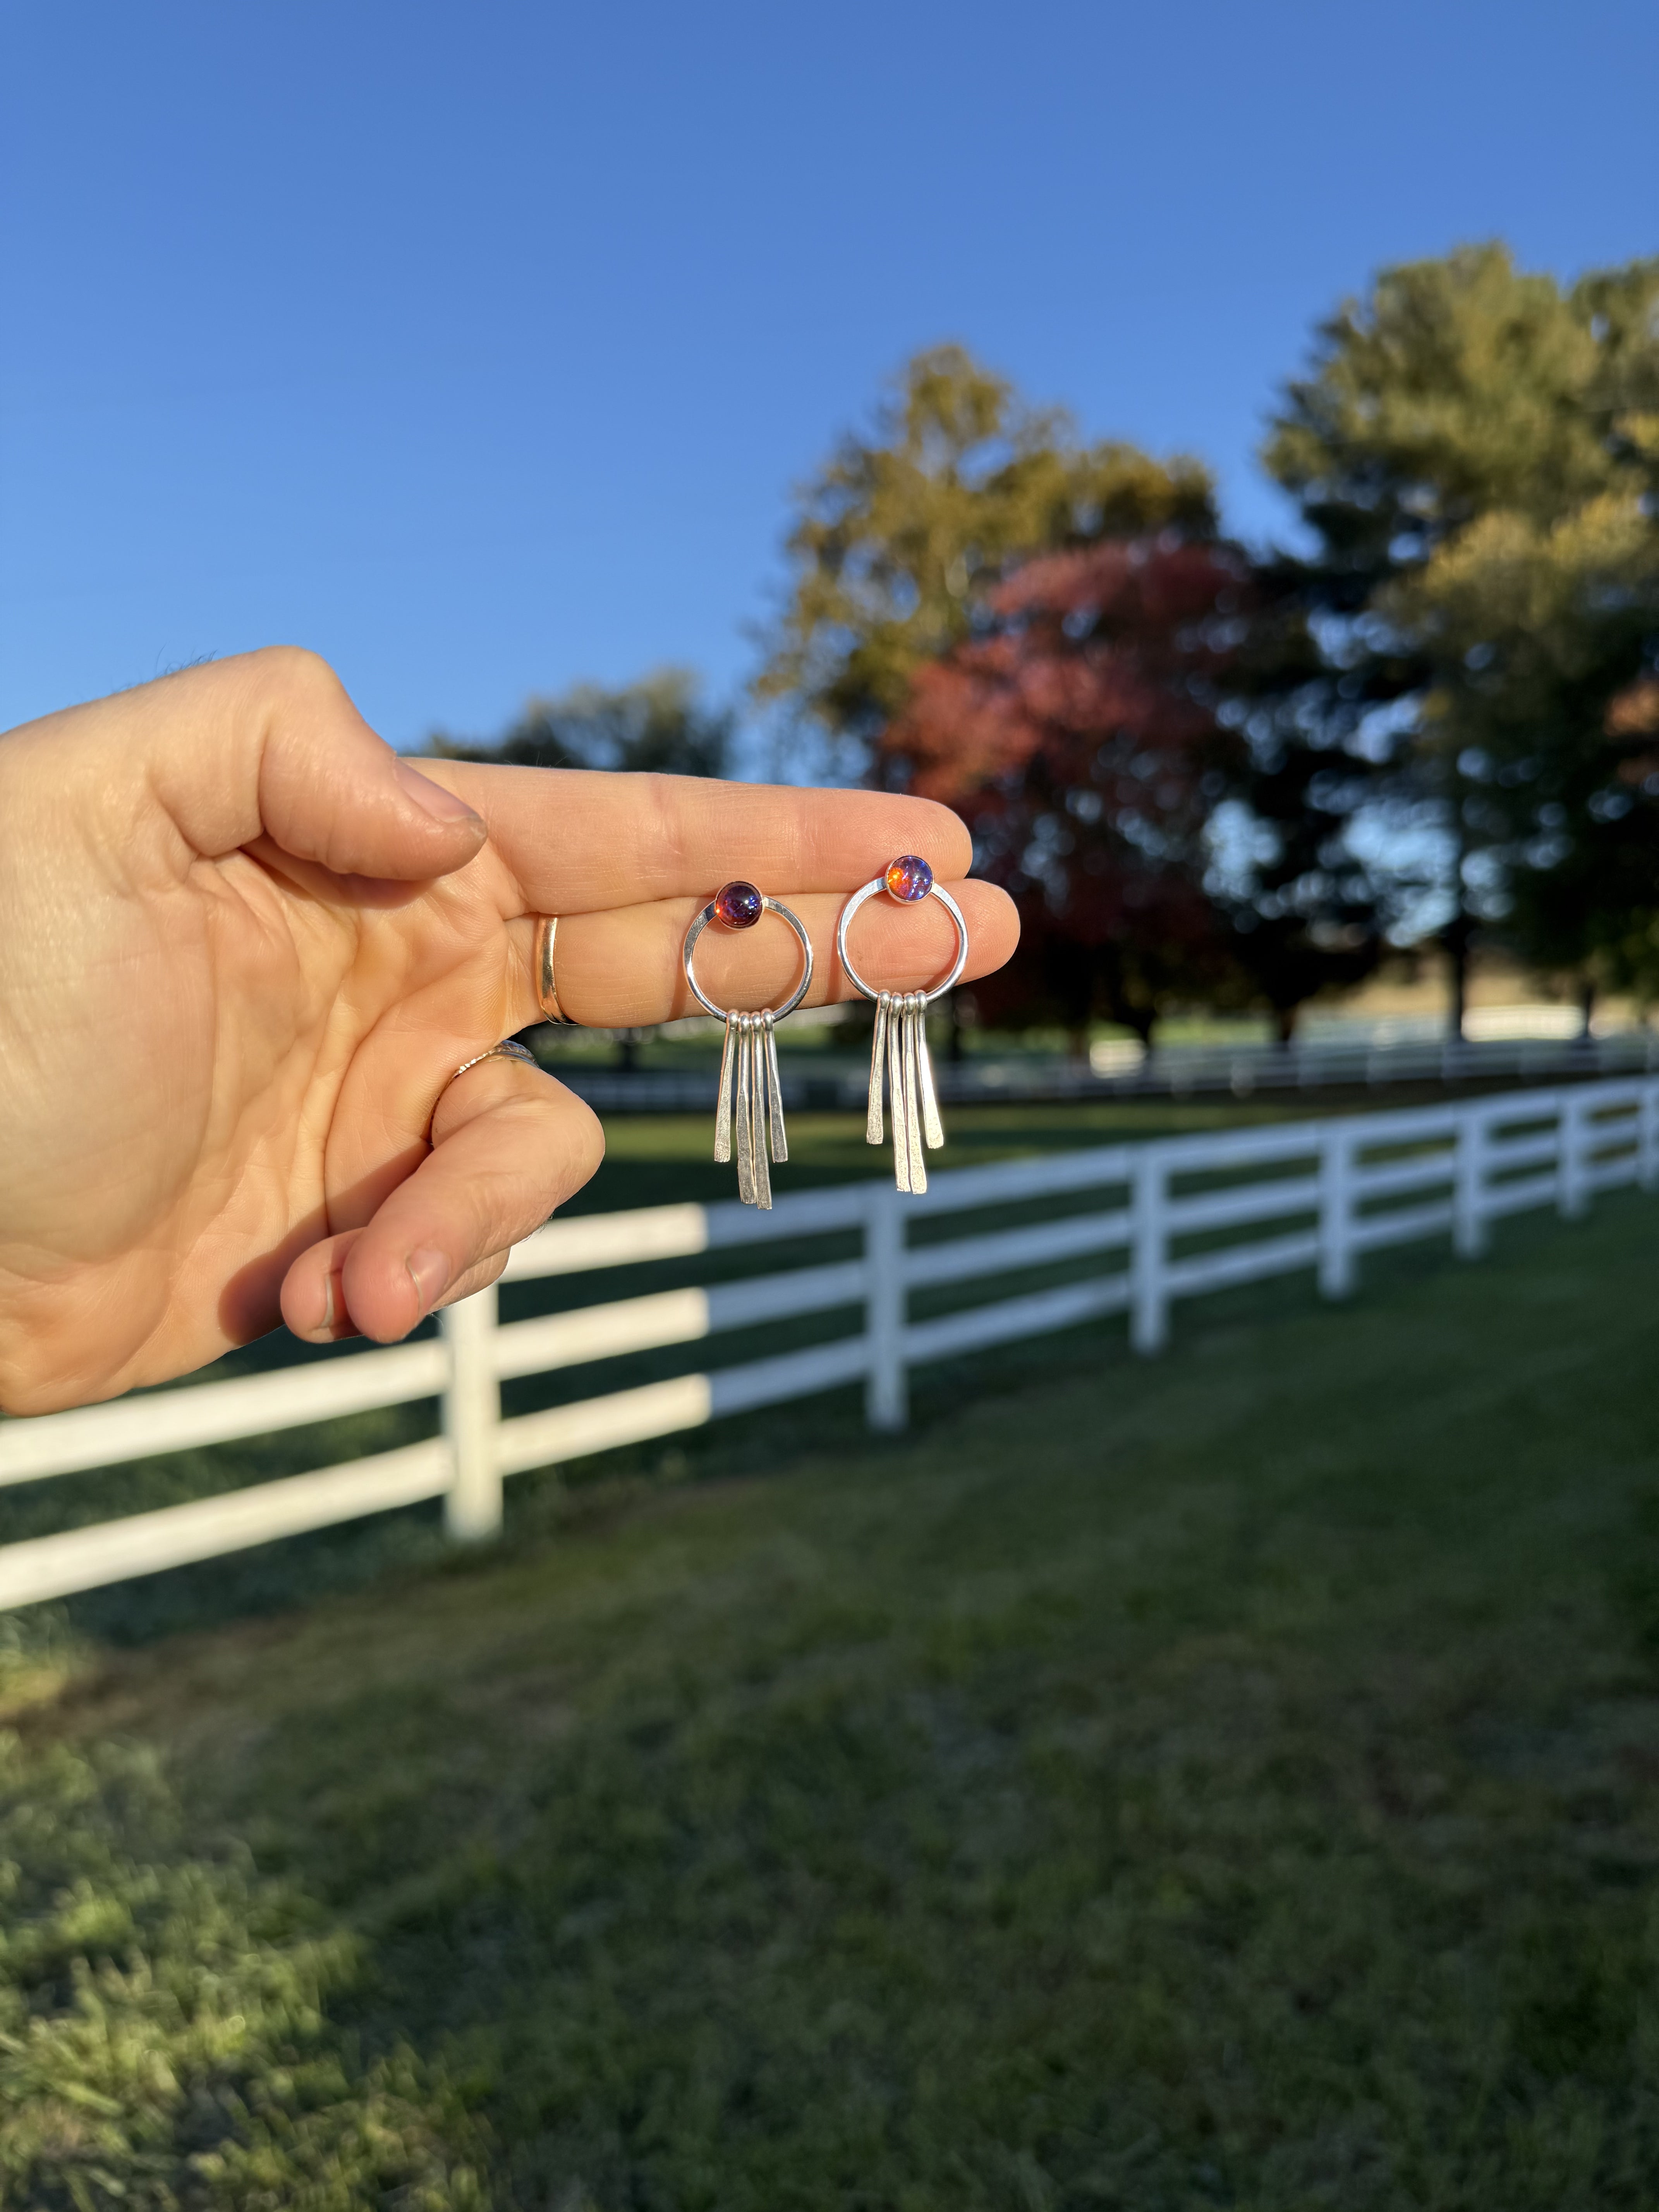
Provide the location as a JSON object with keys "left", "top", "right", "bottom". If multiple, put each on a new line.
{"left": 10, "top": 1192, "right": 1659, "bottom": 2206}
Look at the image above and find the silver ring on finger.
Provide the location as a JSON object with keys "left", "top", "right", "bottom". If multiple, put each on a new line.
{"left": 449, "top": 1038, "right": 541, "bottom": 1085}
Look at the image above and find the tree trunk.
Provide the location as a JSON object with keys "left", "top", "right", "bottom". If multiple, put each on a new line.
{"left": 1441, "top": 799, "right": 1473, "bottom": 1044}
{"left": 946, "top": 991, "right": 964, "bottom": 1064}
{"left": 1577, "top": 975, "right": 1597, "bottom": 1042}
{"left": 1273, "top": 1003, "right": 1298, "bottom": 1048}
{"left": 1442, "top": 917, "right": 1474, "bottom": 1044}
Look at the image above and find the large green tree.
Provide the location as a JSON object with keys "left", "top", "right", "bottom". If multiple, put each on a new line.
{"left": 1262, "top": 243, "right": 1659, "bottom": 1030}
{"left": 753, "top": 344, "right": 1215, "bottom": 773}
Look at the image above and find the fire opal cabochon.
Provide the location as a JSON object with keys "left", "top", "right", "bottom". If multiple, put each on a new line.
{"left": 884, "top": 854, "right": 934, "bottom": 902}
{"left": 713, "top": 879, "right": 764, "bottom": 929}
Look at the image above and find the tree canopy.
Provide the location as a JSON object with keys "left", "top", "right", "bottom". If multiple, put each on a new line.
{"left": 1262, "top": 243, "right": 1659, "bottom": 1026}
{"left": 432, "top": 669, "right": 732, "bottom": 779}
{"left": 753, "top": 345, "right": 1215, "bottom": 772}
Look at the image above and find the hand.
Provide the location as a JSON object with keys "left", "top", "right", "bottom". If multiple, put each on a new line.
{"left": 0, "top": 651, "right": 1017, "bottom": 1415}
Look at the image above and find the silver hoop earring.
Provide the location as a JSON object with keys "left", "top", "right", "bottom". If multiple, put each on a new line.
{"left": 683, "top": 881, "right": 813, "bottom": 1209}
{"left": 835, "top": 855, "right": 968, "bottom": 1195}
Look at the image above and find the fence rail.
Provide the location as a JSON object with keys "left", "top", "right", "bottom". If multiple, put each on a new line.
{"left": 1, "top": 1076, "right": 1654, "bottom": 1612}
{"left": 555, "top": 1026, "right": 1659, "bottom": 1112}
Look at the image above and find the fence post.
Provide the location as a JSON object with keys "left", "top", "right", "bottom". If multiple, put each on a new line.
{"left": 441, "top": 1285, "right": 502, "bottom": 1541}
{"left": 1453, "top": 1104, "right": 1489, "bottom": 1259}
{"left": 864, "top": 1182, "right": 907, "bottom": 1431}
{"left": 1558, "top": 1091, "right": 1588, "bottom": 1220}
{"left": 1640, "top": 1079, "right": 1659, "bottom": 1194}
{"left": 1130, "top": 1146, "right": 1169, "bottom": 1355}
{"left": 1318, "top": 1123, "right": 1355, "bottom": 1298}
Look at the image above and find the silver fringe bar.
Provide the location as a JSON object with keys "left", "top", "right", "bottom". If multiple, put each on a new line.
{"left": 866, "top": 992, "right": 890, "bottom": 1146}
{"left": 764, "top": 1010, "right": 788, "bottom": 1163}
{"left": 714, "top": 1013, "right": 737, "bottom": 1165}
{"left": 864, "top": 990, "right": 948, "bottom": 1194}
{"left": 714, "top": 1008, "right": 789, "bottom": 1209}
{"left": 747, "top": 1015, "right": 773, "bottom": 1210}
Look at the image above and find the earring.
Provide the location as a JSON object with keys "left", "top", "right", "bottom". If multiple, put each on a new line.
{"left": 683, "top": 880, "right": 814, "bottom": 1209}
{"left": 835, "top": 855, "right": 969, "bottom": 1194}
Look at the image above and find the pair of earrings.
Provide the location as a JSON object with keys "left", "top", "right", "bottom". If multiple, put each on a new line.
{"left": 682, "top": 856, "right": 970, "bottom": 1208}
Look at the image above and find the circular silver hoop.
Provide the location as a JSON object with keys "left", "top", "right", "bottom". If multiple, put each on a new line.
{"left": 835, "top": 878, "right": 969, "bottom": 1006}
{"left": 682, "top": 896, "right": 814, "bottom": 1022}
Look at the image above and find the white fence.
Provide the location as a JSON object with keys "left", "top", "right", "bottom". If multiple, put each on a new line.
{"left": 555, "top": 1025, "right": 1659, "bottom": 1112}
{"left": 0, "top": 1075, "right": 1654, "bottom": 1613}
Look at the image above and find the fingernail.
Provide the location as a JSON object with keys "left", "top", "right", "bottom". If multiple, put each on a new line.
{"left": 320, "top": 1268, "right": 336, "bottom": 1336}
{"left": 407, "top": 1248, "right": 452, "bottom": 1316}
{"left": 395, "top": 760, "right": 483, "bottom": 829}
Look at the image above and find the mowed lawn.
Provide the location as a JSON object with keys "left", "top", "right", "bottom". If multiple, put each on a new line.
{"left": 8, "top": 1184, "right": 1659, "bottom": 2205}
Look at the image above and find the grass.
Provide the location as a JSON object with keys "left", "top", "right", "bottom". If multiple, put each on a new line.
{"left": 8, "top": 1193, "right": 1659, "bottom": 2205}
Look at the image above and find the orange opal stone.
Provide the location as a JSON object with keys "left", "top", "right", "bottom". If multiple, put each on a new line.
{"left": 884, "top": 854, "right": 934, "bottom": 902}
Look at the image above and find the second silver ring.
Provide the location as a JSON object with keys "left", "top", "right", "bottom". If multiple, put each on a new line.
{"left": 834, "top": 878, "right": 969, "bottom": 1004}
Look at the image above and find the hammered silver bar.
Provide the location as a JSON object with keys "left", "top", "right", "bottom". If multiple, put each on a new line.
{"left": 901, "top": 994, "right": 928, "bottom": 1194}
{"left": 764, "top": 1010, "right": 788, "bottom": 1163}
{"left": 915, "top": 1001, "right": 945, "bottom": 1150}
{"left": 747, "top": 1016, "right": 773, "bottom": 1209}
{"left": 887, "top": 993, "right": 911, "bottom": 1192}
{"left": 866, "top": 992, "right": 890, "bottom": 1146}
{"left": 714, "top": 1012, "right": 737, "bottom": 1164}
{"left": 734, "top": 1013, "right": 756, "bottom": 1206}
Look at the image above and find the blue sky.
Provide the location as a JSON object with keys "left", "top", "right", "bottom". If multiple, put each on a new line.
{"left": 5, "top": 0, "right": 1656, "bottom": 759}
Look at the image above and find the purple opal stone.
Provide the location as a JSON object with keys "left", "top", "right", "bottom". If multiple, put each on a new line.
{"left": 884, "top": 854, "right": 934, "bottom": 902}
{"left": 713, "top": 879, "right": 763, "bottom": 929}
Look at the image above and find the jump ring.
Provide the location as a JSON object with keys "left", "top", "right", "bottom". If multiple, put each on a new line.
{"left": 682, "top": 896, "right": 814, "bottom": 1021}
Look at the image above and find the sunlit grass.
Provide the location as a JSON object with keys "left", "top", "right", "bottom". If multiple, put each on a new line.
{"left": 15, "top": 1193, "right": 1659, "bottom": 2206}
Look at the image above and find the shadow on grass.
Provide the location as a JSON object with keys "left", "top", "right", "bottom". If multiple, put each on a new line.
{"left": 13, "top": 1190, "right": 1659, "bottom": 2205}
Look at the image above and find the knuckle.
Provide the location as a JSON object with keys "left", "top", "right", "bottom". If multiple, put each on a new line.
{"left": 247, "top": 644, "right": 347, "bottom": 716}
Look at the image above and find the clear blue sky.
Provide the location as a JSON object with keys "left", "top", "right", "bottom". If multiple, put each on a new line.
{"left": 5, "top": 0, "right": 1656, "bottom": 758}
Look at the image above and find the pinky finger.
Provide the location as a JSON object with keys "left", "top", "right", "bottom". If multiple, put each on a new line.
{"left": 280, "top": 1060, "right": 605, "bottom": 1346}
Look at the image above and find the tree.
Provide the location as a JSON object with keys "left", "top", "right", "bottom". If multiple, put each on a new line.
{"left": 880, "top": 536, "right": 1386, "bottom": 1047}
{"left": 1262, "top": 242, "right": 1659, "bottom": 1032}
{"left": 879, "top": 538, "right": 1241, "bottom": 1047}
{"left": 431, "top": 668, "right": 732, "bottom": 778}
{"left": 1386, "top": 498, "right": 1659, "bottom": 1023}
{"left": 753, "top": 343, "right": 1215, "bottom": 774}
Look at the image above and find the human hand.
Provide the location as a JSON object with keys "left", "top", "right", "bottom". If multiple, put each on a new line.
{"left": 0, "top": 651, "right": 1017, "bottom": 1414}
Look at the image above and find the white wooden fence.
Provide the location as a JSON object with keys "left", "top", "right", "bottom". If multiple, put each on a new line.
{"left": 0, "top": 1075, "right": 1653, "bottom": 1612}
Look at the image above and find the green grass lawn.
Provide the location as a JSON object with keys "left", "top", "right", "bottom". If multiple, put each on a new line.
{"left": 8, "top": 1193, "right": 1659, "bottom": 2206}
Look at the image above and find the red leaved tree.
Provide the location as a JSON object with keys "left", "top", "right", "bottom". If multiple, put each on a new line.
{"left": 878, "top": 537, "right": 1250, "bottom": 1048}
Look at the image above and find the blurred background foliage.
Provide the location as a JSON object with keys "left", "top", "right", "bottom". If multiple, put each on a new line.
{"left": 727, "top": 247, "right": 1659, "bottom": 1047}
{"left": 431, "top": 667, "right": 734, "bottom": 780}
{"left": 419, "top": 248, "right": 1659, "bottom": 1054}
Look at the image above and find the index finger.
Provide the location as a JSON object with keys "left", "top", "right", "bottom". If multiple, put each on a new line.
{"left": 424, "top": 764, "right": 975, "bottom": 914}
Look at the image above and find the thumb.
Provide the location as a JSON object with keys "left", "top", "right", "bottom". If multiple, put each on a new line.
{"left": 132, "top": 647, "right": 487, "bottom": 881}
